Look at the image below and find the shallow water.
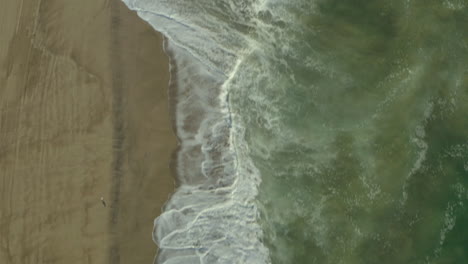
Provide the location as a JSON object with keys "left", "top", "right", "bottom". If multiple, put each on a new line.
{"left": 122, "top": 0, "right": 468, "bottom": 263}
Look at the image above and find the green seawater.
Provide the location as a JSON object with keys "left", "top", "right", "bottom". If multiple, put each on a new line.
{"left": 230, "top": 0, "right": 468, "bottom": 263}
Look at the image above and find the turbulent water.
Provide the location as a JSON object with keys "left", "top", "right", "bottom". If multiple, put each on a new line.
{"left": 122, "top": 0, "right": 468, "bottom": 263}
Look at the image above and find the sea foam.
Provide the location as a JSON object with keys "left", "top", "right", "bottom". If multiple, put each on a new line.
{"left": 121, "top": 0, "right": 270, "bottom": 263}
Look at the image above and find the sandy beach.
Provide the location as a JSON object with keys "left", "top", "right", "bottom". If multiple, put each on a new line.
{"left": 0, "top": 0, "right": 176, "bottom": 263}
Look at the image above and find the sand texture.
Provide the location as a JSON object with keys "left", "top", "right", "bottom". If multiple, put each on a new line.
{"left": 0, "top": 0, "right": 176, "bottom": 263}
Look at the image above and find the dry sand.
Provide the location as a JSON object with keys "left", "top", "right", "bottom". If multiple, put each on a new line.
{"left": 0, "top": 0, "right": 176, "bottom": 263}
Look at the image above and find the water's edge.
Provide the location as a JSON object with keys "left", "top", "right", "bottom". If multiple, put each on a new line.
{"left": 121, "top": 1, "right": 270, "bottom": 263}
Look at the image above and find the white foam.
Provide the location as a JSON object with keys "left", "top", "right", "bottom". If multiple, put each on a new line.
{"left": 121, "top": 0, "right": 272, "bottom": 263}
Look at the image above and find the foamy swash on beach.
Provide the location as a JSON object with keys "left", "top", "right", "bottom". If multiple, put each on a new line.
{"left": 121, "top": 0, "right": 271, "bottom": 263}
{"left": 122, "top": 0, "right": 468, "bottom": 263}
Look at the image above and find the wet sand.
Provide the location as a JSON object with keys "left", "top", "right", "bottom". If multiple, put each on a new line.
{"left": 0, "top": 0, "right": 176, "bottom": 263}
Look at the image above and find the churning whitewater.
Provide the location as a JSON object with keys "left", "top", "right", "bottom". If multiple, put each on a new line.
{"left": 121, "top": 0, "right": 272, "bottom": 263}
{"left": 122, "top": 0, "right": 468, "bottom": 263}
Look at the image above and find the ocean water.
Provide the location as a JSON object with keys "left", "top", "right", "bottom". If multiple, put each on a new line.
{"left": 121, "top": 0, "right": 468, "bottom": 263}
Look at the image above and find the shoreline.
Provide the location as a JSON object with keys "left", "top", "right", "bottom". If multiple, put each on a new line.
{"left": 0, "top": 0, "right": 176, "bottom": 263}
{"left": 160, "top": 41, "right": 183, "bottom": 190}
{"left": 110, "top": 4, "right": 178, "bottom": 263}
{"left": 124, "top": 4, "right": 270, "bottom": 262}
